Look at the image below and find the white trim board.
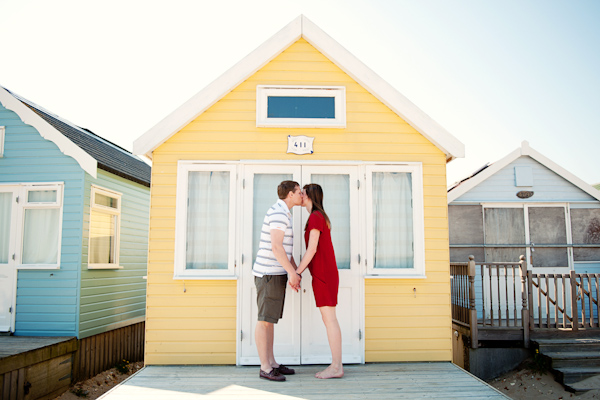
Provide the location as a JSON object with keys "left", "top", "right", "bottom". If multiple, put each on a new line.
{"left": 447, "top": 141, "right": 600, "bottom": 203}
{"left": 133, "top": 15, "right": 465, "bottom": 162}
{"left": 0, "top": 86, "right": 97, "bottom": 178}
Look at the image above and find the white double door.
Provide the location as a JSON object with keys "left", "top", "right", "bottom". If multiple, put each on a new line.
{"left": 0, "top": 186, "right": 18, "bottom": 332}
{"left": 239, "top": 165, "right": 363, "bottom": 365}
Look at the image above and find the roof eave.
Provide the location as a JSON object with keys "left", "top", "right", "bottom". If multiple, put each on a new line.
{"left": 0, "top": 86, "right": 98, "bottom": 178}
{"left": 447, "top": 141, "right": 600, "bottom": 203}
{"left": 133, "top": 15, "right": 465, "bottom": 161}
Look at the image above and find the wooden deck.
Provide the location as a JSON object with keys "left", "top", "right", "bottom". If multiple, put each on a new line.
{"left": 98, "top": 363, "right": 509, "bottom": 399}
{"left": 0, "top": 336, "right": 78, "bottom": 399}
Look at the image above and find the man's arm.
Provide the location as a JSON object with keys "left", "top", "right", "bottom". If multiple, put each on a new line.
{"left": 271, "top": 229, "right": 301, "bottom": 290}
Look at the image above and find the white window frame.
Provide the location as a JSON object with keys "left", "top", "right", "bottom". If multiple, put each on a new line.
{"left": 87, "top": 186, "right": 122, "bottom": 270}
{"left": 174, "top": 162, "right": 237, "bottom": 279}
{"left": 256, "top": 85, "right": 346, "bottom": 128}
{"left": 481, "top": 202, "right": 572, "bottom": 271}
{"left": 17, "top": 183, "right": 64, "bottom": 270}
{"left": 0, "top": 126, "right": 5, "bottom": 157}
{"left": 365, "top": 164, "right": 426, "bottom": 277}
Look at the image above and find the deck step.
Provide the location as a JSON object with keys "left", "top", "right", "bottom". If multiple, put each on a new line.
{"left": 558, "top": 367, "right": 600, "bottom": 385}
{"left": 535, "top": 338, "right": 600, "bottom": 393}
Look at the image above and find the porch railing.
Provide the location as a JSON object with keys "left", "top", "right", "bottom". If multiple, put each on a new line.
{"left": 450, "top": 255, "right": 600, "bottom": 348}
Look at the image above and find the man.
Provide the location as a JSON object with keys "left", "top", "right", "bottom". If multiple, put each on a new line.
{"left": 253, "top": 180, "right": 303, "bottom": 381}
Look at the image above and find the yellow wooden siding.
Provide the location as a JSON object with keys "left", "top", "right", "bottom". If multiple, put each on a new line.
{"left": 145, "top": 38, "right": 451, "bottom": 364}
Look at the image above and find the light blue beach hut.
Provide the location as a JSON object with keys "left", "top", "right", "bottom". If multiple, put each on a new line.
{"left": 0, "top": 85, "right": 150, "bottom": 340}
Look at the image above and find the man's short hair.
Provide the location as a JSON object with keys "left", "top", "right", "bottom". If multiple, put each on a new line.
{"left": 278, "top": 180, "right": 299, "bottom": 200}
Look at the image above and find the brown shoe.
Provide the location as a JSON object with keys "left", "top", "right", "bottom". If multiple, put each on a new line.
{"left": 275, "top": 364, "right": 295, "bottom": 375}
{"left": 259, "top": 369, "right": 286, "bottom": 381}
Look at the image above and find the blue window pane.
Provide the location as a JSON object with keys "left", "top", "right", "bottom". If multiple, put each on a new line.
{"left": 268, "top": 96, "right": 335, "bottom": 119}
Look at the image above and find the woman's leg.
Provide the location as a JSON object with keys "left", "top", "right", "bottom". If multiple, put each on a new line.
{"left": 316, "top": 306, "right": 344, "bottom": 379}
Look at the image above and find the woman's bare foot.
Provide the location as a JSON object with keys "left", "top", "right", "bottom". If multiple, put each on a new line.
{"left": 315, "top": 365, "right": 344, "bottom": 379}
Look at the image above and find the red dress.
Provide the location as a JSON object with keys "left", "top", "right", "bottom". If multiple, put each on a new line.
{"left": 304, "top": 211, "right": 339, "bottom": 307}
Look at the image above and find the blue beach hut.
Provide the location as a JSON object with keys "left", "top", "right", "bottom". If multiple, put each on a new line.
{"left": 0, "top": 85, "right": 150, "bottom": 339}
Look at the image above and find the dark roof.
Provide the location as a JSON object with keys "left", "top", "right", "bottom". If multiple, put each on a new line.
{"left": 4, "top": 88, "right": 151, "bottom": 187}
{"left": 447, "top": 163, "right": 491, "bottom": 193}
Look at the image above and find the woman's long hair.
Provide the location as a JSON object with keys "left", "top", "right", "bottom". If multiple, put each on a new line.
{"left": 303, "top": 183, "right": 331, "bottom": 230}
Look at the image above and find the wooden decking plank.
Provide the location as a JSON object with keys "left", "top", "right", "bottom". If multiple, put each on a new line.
{"left": 98, "top": 364, "right": 508, "bottom": 400}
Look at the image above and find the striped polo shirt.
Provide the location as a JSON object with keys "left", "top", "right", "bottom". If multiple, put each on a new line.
{"left": 252, "top": 199, "right": 293, "bottom": 277}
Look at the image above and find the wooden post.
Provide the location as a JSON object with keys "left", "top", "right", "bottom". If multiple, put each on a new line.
{"left": 519, "top": 255, "right": 530, "bottom": 348}
{"left": 571, "top": 270, "right": 579, "bottom": 331}
{"left": 468, "top": 255, "right": 478, "bottom": 349}
{"left": 527, "top": 270, "right": 534, "bottom": 330}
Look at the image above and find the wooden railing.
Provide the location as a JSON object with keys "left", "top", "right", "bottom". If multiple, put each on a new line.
{"left": 450, "top": 255, "right": 600, "bottom": 348}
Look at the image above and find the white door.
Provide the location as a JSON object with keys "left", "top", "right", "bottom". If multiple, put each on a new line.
{"left": 239, "top": 165, "right": 303, "bottom": 365}
{"left": 300, "top": 166, "right": 362, "bottom": 364}
{"left": 239, "top": 165, "right": 363, "bottom": 365}
{"left": 0, "top": 187, "right": 18, "bottom": 332}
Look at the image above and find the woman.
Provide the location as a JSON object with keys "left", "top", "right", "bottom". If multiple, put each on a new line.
{"left": 296, "top": 183, "right": 344, "bottom": 379}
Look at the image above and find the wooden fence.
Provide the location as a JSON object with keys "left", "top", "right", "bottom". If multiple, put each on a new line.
{"left": 73, "top": 321, "right": 145, "bottom": 382}
{"left": 451, "top": 256, "right": 600, "bottom": 348}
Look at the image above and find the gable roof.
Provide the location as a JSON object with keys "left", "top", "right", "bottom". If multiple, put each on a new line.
{"left": 447, "top": 141, "right": 600, "bottom": 203}
{"left": 0, "top": 86, "right": 151, "bottom": 187}
{"left": 133, "top": 15, "right": 465, "bottom": 162}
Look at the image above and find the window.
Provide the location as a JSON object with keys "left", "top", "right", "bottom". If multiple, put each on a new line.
{"left": 88, "top": 186, "right": 122, "bottom": 269}
{"left": 256, "top": 86, "right": 346, "bottom": 128}
{"left": 365, "top": 164, "right": 425, "bottom": 277}
{"left": 174, "top": 163, "right": 237, "bottom": 278}
{"left": 20, "top": 184, "right": 63, "bottom": 268}
{"left": 0, "top": 126, "right": 4, "bottom": 157}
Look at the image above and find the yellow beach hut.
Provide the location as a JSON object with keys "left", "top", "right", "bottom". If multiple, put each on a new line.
{"left": 134, "top": 15, "right": 465, "bottom": 366}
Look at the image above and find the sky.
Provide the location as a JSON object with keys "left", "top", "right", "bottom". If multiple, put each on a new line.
{"left": 1, "top": 0, "right": 599, "bottom": 186}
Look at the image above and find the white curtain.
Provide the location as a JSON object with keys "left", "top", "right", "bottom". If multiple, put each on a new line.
{"left": 373, "top": 172, "right": 413, "bottom": 269}
{"left": 311, "top": 174, "right": 350, "bottom": 269}
{"left": 22, "top": 208, "right": 59, "bottom": 264}
{"left": 186, "top": 171, "right": 230, "bottom": 269}
{"left": 0, "top": 193, "right": 11, "bottom": 263}
{"left": 89, "top": 211, "right": 116, "bottom": 264}
{"left": 253, "top": 174, "right": 292, "bottom": 261}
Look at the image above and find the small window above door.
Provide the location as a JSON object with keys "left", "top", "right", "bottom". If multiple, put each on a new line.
{"left": 256, "top": 86, "right": 346, "bottom": 128}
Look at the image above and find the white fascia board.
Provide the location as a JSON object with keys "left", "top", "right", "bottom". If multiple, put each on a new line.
{"left": 0, "top": 86, "right": 97, "bottom": 178}
{"left": 523, "top": 144, "right": 600, "bottom": 202}
{"left": 133, "top": 16, "right": 303, "bottom": 158}
{"left": 134, "top": 15, "right": 465, "bottom": 161}
{"left": 447, "top": 147, "right": 521, "bottom": 203}
{"left": 447, "top": 141, "right": 600, "bottom": 203}
{"left": 301, "top": 16, "right": 465, "bottom": 161}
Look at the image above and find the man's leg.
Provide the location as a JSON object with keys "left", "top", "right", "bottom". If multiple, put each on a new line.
{"left": 255, "top": 320, "right": 274, "bottom": 373}
{"left": 266, "top": 322, "right": 279, "bottom": 368}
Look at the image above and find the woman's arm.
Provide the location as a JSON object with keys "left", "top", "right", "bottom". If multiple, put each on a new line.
{"left": 297, "top": 229, "right": 320, "bottom": 275}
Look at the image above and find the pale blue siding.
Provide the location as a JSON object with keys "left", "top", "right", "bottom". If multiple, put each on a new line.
{"left": 0, "top": 103, "right": 83, "bottom": 337}
{"left": 79, "top": 170, "right": 149, "bottom": 338}
{"left": 454, "top": 157, "right": 596, "bottom": 203}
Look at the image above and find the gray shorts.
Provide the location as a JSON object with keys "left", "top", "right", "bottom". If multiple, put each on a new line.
{"left": 255, "top": 275, "right": 287, "bottom": 323}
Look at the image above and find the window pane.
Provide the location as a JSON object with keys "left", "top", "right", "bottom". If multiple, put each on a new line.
{"left": 373, "top": 172, "right": 413, "bottom": 269}
{"left": 528, "top": 207, "right": 568, "bottom": 267}
{"left": 571, "top": 209, "right": 600, "bottom": 261}
{"left": 253, "top": 174, "right": 292, "bottom": 262}
{"left": 95, "top": 193, "right": 118, "bottom": 209}
{"left": 186, "top": 171, "right": 230, "bottom": 269}
{"left": 23, "top": 208, "right": 59, "bottom": 264}
{"left": 311, "top": 174, "right": 350, "bottom": 269}
{"left": 0, "top": 193, "right": 11, "bottom": 263}
{"left": 484, "top": 208, "right": 526, "bottom": 263}
{"left": 89, "top": 211, "right": 116, "bottom": 264}
{"left": 28, "top": 190, "right": 57, "bottom": 203}
{"left": 449, "top": 205, "right": 484, "bottom": 262}
{"left": 268, "top": 96, "right": 335, "bottom": 119}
